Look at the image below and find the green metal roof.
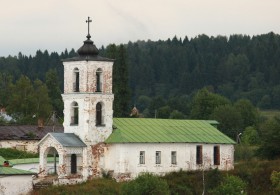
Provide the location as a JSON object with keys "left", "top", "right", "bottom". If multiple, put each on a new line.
{"left": 9, "top": 157, "right": 58, "bottom": 165}
{"left": 106, "top": 118, "right": 235, "bottom": 144}
{"left": 0, "top": 166, "right": 35, "bottom": 175}
{"left": 0, "top": 156, "right": 7, "bottom": 165}
{"left": 0, "top": 156, "right": 35, "bottom": 175}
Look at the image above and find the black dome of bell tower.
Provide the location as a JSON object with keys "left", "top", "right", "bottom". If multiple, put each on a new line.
{"left": 63, "top": 17, "right": 114, "bottom": 62}
{"left": 77, "top": 17, "right": 99, "bottom": 57}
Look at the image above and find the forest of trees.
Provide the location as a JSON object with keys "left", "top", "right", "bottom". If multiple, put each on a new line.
{"left": 1, "top": 32, "right": 280, "bottom": 116}
{"left": 0, "top": 32, "right": 279, "bottom": 160}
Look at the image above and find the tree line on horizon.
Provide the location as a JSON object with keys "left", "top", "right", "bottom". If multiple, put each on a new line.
{"left": 0, "top": 32, "right": 279, "bottom": 159}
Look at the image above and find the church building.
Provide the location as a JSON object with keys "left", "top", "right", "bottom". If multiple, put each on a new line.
{"left": 37, "top": 18, "right": 235, "bottom": 184}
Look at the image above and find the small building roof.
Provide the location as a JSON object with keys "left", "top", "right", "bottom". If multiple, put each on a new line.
{"left": 39, "top": 133, "right": 87, "bottom": 147}
{"left": 106, "top": 118, "right": 235, "bottom": 144}
{"left": 0, "top": 156, "right": 35, "bottom": 175}
{"left": 0, "top": 166, "right": 35, "bottom": 175}
{"left": 0, "top": 125, "right": 63, "bottom": 140}
{"left": 9, "top": 157, "right": 57, "bottom": 165}
{"left": 0, "top": 156, "right": 7, "bottom": 165}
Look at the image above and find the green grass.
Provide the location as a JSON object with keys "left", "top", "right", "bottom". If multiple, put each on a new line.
{"left": 0, "top": 148, "right": 38, "bottom": 160}
{"left": 260, "top": 110, "right": 280, "bottom": 119}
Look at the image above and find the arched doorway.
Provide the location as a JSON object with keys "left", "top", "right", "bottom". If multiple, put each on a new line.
{"left": 42, "top": 147, "right": 60, "bottom": 175}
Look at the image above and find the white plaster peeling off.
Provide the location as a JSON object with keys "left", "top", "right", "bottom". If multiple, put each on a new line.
{"left": 0, "top": 140, "right": 39, "bottom": 153}
{"left": 0, "top": 175, "right": 33, "bottom": 195}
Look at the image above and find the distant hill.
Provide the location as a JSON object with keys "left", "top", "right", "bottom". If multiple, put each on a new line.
{"left": 1, "top": 32, "right": 280, "bottom": 112}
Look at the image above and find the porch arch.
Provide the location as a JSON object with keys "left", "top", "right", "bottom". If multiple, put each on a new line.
{"left": 40, "top": 146, "right": 63, "bottom": 176}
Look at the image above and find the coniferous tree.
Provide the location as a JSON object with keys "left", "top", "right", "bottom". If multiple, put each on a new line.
{"left": 111, "top": 44, "right": 130, "bottom": 117}
{"left": 0, "top": 73, "right": 13, "bottom": 108}
{"left": 45, "top": 69, "right": 63, "bottom": 116}
{"left": 33, "top": 79, "right": 52, "bottom": 119}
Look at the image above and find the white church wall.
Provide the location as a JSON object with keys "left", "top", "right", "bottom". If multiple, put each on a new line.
{"left": 62, "top": 93, "right": 114, "bottom": 144}
{"left": 62, "top": 60, "right": 114, "bottom": 145}
{"left": 38, "top": 135, "right": 68, "bottom": 177}
{"left": 0, "top": 140, "right": 39, "bottom": 153}
{"left": 63, "top": 61, "right": 113, "bottom": 94}
{"left": 103, "top": 143, "right": 234, "bottom": 181}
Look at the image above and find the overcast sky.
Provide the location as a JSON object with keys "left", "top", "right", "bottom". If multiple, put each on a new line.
{"left": 1, "top": 0, "right": 279, "bottom": 57}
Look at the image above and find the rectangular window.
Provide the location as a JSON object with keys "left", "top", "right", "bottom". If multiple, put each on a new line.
{"left": 139, "top": 151, "right": 145, "bottom": 164}
{"left": 171, "top": 151, "right": 177, "bottom": 165}
{"left": 214, "top": 146, "right": 220, "bottom": 165}
{"left": 196, "top": 145, "right": 203, "bottom": 165}
{"left": 156, "top": 151, "right": 161, "bottom": 164}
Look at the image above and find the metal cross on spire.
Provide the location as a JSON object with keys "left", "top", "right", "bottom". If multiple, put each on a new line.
{"left": 86, "top": 16, "right": 92, "bottom": 39}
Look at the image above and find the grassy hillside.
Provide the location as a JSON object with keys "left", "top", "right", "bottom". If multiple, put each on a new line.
{"left": 260, "top": 110, "right": 280, "bottom": 119}
{"left": 0, "top": 148, "right": 38, "bottom": 160}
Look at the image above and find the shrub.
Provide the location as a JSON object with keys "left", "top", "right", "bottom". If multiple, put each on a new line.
{"left": 205, "top": 168, "right": 223, "bottom": 192}
{"left": 271, "top": 171, "right": 280, "bottom": 193}
{"left": 234, "top": 145, "right": 257, "bottom": 162}
{"left": 210, "top": 175, "right": 247, "bottom": 195}
{"left": 121, "top": 173, "right": 170, "bottom": 195}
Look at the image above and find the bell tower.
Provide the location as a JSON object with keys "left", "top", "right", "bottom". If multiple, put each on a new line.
{"left": 61, "top": 17, "right": 114, "bottom": 145}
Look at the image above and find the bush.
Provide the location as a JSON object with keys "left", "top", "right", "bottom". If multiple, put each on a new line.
{"left": 271, "top": 171, "right": 280, "bottom": 193}
{"left": 210, "top": 175, "right": 247, "bottom": 195}
{"left": 32, "top": 178, "right": 121, "bottom": 195}
{"left": 234, "top": 144, "right": 257, "bottom": 162}
{"left": 242, "top": 126, "right": 260, "bottom": 145}
{"left": 205, "top": 168, "right": 223, "bottom": 192}
{"left": 121, "top": 173, "right": 170, "bottom": 195}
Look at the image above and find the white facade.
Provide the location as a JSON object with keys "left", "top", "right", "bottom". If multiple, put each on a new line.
{"left": 103, "top": 143, "right": 234, "bottom": 180}
{"left": 0, "top": 175, "right": 33, "bottom": 195}
{"left": 0, "top": 140, "right": 38, "bottom": 153}
{"left": 62, "top": 60, "right": 114, "bottom": 145}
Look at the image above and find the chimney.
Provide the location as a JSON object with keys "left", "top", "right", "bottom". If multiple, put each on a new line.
{"left": 38, "top": 118, "right": 44, "bottom": 129}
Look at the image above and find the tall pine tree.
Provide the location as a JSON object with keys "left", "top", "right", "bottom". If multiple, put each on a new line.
{"left": 106, "top": 44, "right": 130, "bottom": 117}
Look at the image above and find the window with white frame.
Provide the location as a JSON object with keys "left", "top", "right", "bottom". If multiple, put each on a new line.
{"left": 156, "top": 151, "right": 161, "bottom": 164}
{"left": 171, "top": 151, "right": 177, "bottom": 165}
{"left": 139, "top": 151, "right": 145, "bottom": 164}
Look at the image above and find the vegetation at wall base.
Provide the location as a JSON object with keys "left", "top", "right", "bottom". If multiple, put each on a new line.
{"left": 31, "top": 159, "right": 280, "bottom": 195}
{"left": 31, "top": 178, "right": 121, "bottom": 195}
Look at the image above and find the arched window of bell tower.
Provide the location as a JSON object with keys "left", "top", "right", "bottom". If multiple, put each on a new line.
{"left": 96, "top": 102, "right": 105, "bottom": 126}
{"left": 96, "top": 68, "right": 103, "bottom": 92}
{"left": 73, "top": 68, "right": 80, "bottom": 92}
{"left": 70, "top": 101, "right": 79, "bottom": 125}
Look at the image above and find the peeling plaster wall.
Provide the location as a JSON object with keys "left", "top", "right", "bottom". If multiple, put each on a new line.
{"left": 90, "top": 143, "right": 107, "bottom": 178}
{"left": 62, "top": 94, "right": 113, "bottom": 144}
{"left": 62, "top": 60, "right": 114, "bottom": 145}
{"left": 38, "top": 136, "right": 85, "bottom": 178}
{"left": 103, "top": 143, "right": 234, "bottom": 180}
{"left": 0, "top": 140, "right": 39, "bottom": 153}
{"left": 39, "top": 136, "right": 68, "bottom": 177}
{"left": 0, "top": 175, "right": 33, "bottom": 195}
{"left": 63, "top": 61, "right": 113, "bottom": 94}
